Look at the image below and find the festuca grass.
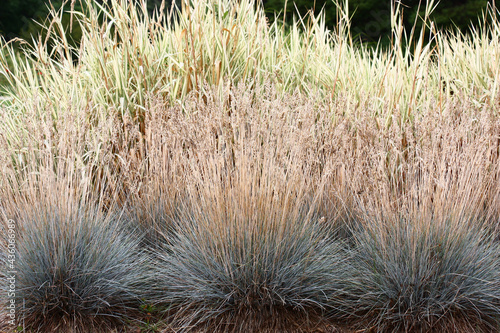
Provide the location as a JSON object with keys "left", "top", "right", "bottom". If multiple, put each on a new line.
{"left": 4, "top": 202, "right": 151, "bottom": 332}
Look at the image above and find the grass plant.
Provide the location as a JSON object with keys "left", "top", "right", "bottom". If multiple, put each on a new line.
{"left": 10, "top": 204, "right": 149, "bottom": 332}
{"left": 0, "top": 0, "right": 499, "bottom": 122}
{"left": 148, "top": 154, "right": 352, "bottom": 332}
{"left": 347, "top": 214, "right": 500, "bottom": 333}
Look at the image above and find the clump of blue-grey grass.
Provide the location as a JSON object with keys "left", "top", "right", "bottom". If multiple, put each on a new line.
{"left": 145, "top": 156, "right": 354, "bottom": 332}
{"left": 346, "top": 215, "right": 500, "bottom": 333}
{"left": 3, "top": 201, "right": 152, "bottom": 332}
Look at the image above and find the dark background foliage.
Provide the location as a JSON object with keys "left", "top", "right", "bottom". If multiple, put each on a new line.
{"left": 0, "top": 0, "right": 492, "bottom": 45}
{"left": 263, "top": 0, "right": 490, "bottom": 45}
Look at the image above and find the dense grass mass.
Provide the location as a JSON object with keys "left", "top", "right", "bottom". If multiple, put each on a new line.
{"left": 151, "top": 203, "right": 350, "bottom": 332}
{"left": 349, "top": 216, "right": 500, "bottom": 332}
{"left": 11, "top": 204, "right": 149, "bottom": 332}
{"left": 1, "top": 0, "right": 500, "bottom": 332}
{"left": 148, "top": 157, "right": 353, "bottom": 331}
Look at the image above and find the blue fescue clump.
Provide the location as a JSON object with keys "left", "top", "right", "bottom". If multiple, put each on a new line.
{"left": 347, "top": 218, "right": 500, "bottom": 332}
{"left": 12, "top": 207, "right": 150, "bottom": 332}
{"left": 150, "top": 209, "right": 353, "bottom": 332}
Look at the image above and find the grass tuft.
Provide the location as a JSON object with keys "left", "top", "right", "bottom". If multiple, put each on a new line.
{"left": 347, "top": 216, "right": 500, "bottom": 332}
{"left": 147, "top": 147, "right": 352, "bottom": 332}
{"left": 7, "top": 204, "right": 149, "bottom": 332}
{"left": 152, "top": 210, "right": 351, "bottom": 332}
